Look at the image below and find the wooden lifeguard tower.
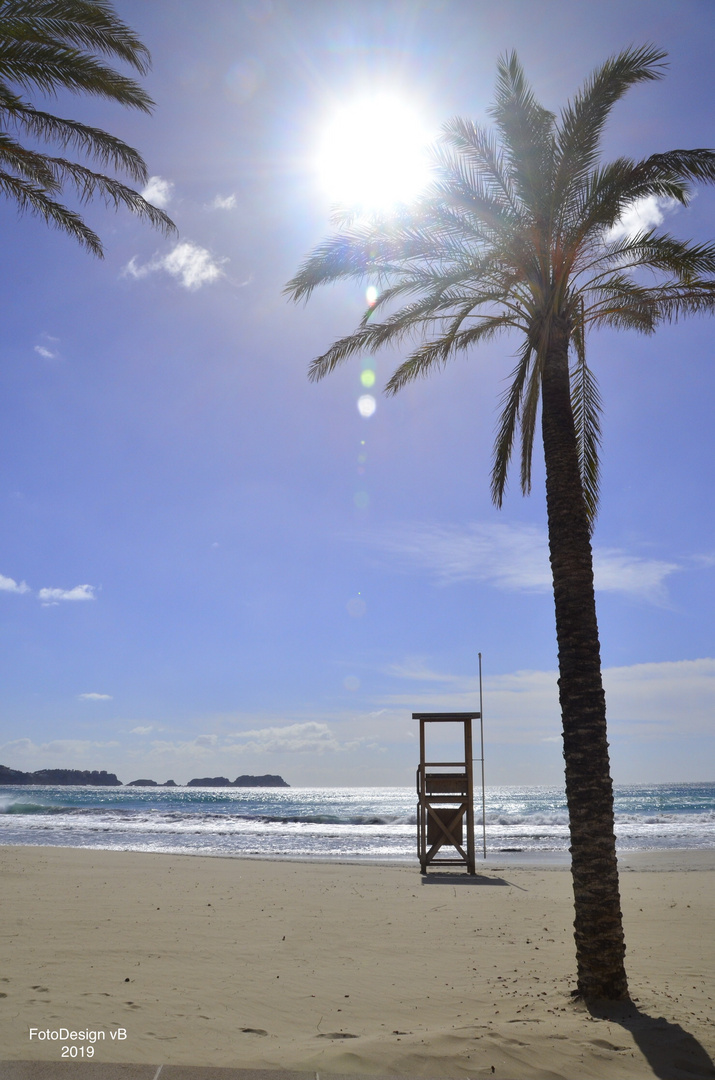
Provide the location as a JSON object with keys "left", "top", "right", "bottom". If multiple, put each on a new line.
{"left": 414, "top": 711, "right": 483, "bottom": 875}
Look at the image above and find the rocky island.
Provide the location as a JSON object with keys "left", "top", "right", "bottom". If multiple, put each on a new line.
{"left": 0, "top": 764, "right": 289, "bottom": 787}
{"left": 126, "top": 778, "right": 178, "bottom": 787}
{"left": 186, "top": 774, "right": 290, "bottom": 788}
{"left": 0, "top": 765, "right": 121, "bottom": 786}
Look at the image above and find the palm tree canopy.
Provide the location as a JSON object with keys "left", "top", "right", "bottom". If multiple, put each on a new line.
{"left": 286, "top": 45, "right": 715, "bottom": 528}
{"left": 0, "top": 0, "right": 176, "bottom": 255}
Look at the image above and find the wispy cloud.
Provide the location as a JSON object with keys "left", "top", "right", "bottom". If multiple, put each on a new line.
{"left": 0, "top": 737, "right": 121, "bottom": 762}
{"left": 33, "top": 332, "right": 60, "bottom": 361}
{"left": 0, "top": 573, "right": 30, "bottom": 594}
{"left": 141, "top": 175, "right": 174, "bottom": 208}
{"left": 592, "top": 547, "right": 680, "bottom": 600}
{"left": 133, "top": 721, "right": 371, "bottom": 770}
{"left": 229, "top": 721, "right": 343, "bottom": 754}
{"left": 124, "top": 241, "right": 226, "bottom": 290}
{"left": 363, "top": 522, "right": 684, "bottom": 603}
{"left": 207, "top": 193, "right": 236, "bottom": 211}
{"left": 38, "top": 584, "right": 97, "bottom": 606}
{"left": 79, "top": 692, "right": 112, "bottom": 701}
{"left": 606, "top": 194, "right": 678, "bottom": 242}
{"left": 382, "top": 655, "right": 715, "bottom": 741}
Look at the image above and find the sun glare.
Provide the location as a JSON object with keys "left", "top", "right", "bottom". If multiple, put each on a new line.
{"left": 316, "top": 94, "right": 432, "bottom": 211}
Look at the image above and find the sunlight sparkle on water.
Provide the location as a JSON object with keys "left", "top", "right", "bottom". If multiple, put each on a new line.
{"left": 317, "top": 95, "right": 431, "bottom": 210}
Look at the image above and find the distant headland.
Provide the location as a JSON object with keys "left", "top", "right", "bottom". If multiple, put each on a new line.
{"left": 0, "top": 765, "right": 290, "bottom": 788}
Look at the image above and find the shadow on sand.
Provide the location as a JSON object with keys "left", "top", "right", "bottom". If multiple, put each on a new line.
{"left": 589, "top": 999, "right": 715, "bottom": 1080}
{"left": 420, "top": 871, "right": 512, "bottom": 887}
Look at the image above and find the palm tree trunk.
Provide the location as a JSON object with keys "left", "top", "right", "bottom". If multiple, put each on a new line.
{"left": 541, "top": 319, "right": 628, "bottom": 1000}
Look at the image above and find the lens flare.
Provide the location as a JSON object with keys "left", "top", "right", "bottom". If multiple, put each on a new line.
{"left": 357, "top": 394, "right": 376, "bottom": 417}
{"left": 366, "top": 285, "right": 378, "bottom": 306}
{"left": 360, "top": 369, "right": 376, "bottom": 388}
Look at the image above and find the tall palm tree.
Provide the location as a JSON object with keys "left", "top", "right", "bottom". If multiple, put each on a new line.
{"left": 0, "top": 0, "right": 175, "bottom": 253}
{"left": 286, "top": 46, "right": 715, "bottom": 1000}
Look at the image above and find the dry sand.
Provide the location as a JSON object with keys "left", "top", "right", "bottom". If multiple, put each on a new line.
{"left": 1, "top": 845, "right": 713, "bottom": 1079}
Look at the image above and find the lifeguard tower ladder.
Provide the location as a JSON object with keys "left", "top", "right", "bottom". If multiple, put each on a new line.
{"left": 414, "top": 711, "right": 482, "bottom": 875}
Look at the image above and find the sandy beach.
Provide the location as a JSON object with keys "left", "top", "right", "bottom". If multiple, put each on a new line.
{"left": 1, "top": 846, "right": 713, "bottom": 1079}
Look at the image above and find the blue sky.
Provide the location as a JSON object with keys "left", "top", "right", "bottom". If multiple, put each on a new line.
{"left": 1, "top": 0, "right": 714, "bottom": 787}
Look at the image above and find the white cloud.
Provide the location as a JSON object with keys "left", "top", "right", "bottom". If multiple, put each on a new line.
{"left": 124, "top": 241, "right": 226, "bottom": 290}
{"left": 79, "top": 692, "right": 112, "bottom": 701}
{"left": 141, "top": 175, "right": 174, "bottom": 208}
{"left": 194, "top": 734, "right": 218, "bottom": 748}
{"left": 33, "top": 333, "right": 60, "bottom": 361}
{"left": 606, "top": 195, "right": 677, "bottom": 242}
{"left": 130, "top": 726, "right": 154, "bottom": 735}
{"left": 604, "top": 657, "right": 715, "bottom": 737}
{"left": 229, "top": 721, "right": 343, "bottom": 754}
{"left": 207, "top": 193, "right": 236, "bottom": 210}
{"left": 0, "top": 573, "right": 30, "bottom": 594}
{"left": 383, "top": 655, "right": 715, "bottom": 742}
{"left": 364, "top": 522, "right": 683, "bottom": 603}
{"left": 592, "top": 547, "right": 679, "bottom": 602}
{"left": 0, "top": 738, "right": 121, "bottom": 763}
{"left": 162, "top": 243, "right": 225, "bottom": 289}
{"left": 38, "top": 583, "right": 96, "bottom": 605}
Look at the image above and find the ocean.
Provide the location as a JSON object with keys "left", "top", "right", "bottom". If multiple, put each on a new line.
{"left": 1, "top": 782, "right": 714, "bottom": 861}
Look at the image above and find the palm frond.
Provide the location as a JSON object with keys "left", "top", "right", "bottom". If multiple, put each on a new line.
{"left": 0, "top": 165, "right": 102, "bottom": 252}
{"left": 0, "top": 0, "right": 152, "bottom": 73}
{"left": 519, "top": 332, "right": 546, "bottom": 497}
{"left": 554, "top": 45, "right": 666, "bottom": 215}
{"left": 0, "top": 2, "right": 174, "bottom": 252}
{"left": 0, "top": 39, "right": 153, "bottom": 108}
{"left": 385, "top": 314, "right": 519, "bottom": 395}
{"left": 489, "top": 50, "right": 556, "bottom": 217}
{"left": 570, "top": 307, "right": 602, "bottom": 530}
{"left": 638, "top": 281, "right": 715, "bottom": 322}
{"left": 0, "top": 100, "right": 149, "bottom": 181}
{"left": 440, "top": 116, "right": 520, "bottom": 213}
{"left": 490, "top": 338, "right": 534, "bottom": 507}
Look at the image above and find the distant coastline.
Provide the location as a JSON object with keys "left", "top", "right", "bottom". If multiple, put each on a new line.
{"left": 0, "top": 764, "right": 290, "bottom": 788}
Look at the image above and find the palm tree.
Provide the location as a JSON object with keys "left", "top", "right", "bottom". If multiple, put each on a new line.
{"left": 0, "top": 0, "right": 175, "bottom": 253}
{"left": 286, "top": 46, "right": 715, "bottom": 1000}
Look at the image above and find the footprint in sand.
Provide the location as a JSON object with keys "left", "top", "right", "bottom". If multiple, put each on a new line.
{"left": 240, "top": 1028, "right": 268, "bottom": 1036}
{"left": 316, "top": 1033, "right": 359, "bottom": 1039}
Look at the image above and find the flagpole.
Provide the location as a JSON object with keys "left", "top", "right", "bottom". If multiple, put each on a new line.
{"left": 479, "top": 652, "right": 486, "bottom": 859}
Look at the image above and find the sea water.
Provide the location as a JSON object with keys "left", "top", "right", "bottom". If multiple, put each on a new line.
{"left": 1, "top": 783, "right": 713, "bottom": 860}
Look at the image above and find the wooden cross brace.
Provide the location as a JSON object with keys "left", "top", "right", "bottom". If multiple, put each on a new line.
{"left": 425, "top": 803, "right": 468, "bottom": 864}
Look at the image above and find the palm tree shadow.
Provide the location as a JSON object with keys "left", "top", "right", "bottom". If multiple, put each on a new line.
{"left": 588, "top": 1000, "right": 715, "bottom": 1079}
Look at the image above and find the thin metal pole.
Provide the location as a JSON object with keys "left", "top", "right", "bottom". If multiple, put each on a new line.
{"left": 479, "top": 652, "right": 486, "bottom": 859}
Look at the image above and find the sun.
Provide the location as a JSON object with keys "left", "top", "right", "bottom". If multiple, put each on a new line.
{"left": 316, "top": 94, "right": 433, "bottom": 211}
